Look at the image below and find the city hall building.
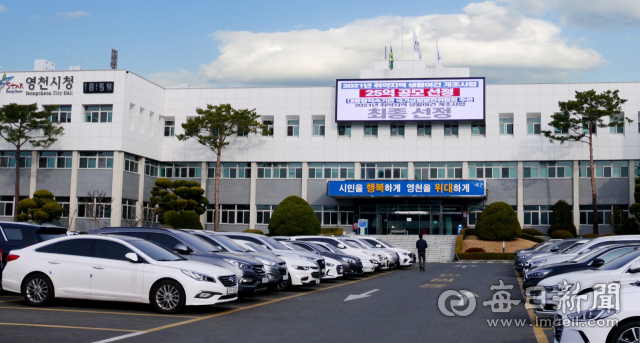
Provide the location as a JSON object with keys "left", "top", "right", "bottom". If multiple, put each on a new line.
{"left": 0, "top": 60, "right": 638, "bottom": 235}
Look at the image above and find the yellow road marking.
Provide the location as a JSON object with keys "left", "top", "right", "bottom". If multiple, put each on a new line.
{"left": 431, "top": 278, "right": 455, "bottom": 282}
{"left": 514, "top": 267, "right": 549, "bottom": 343}
{"left": 0, "top": 306, "right": 197, "bottom": 318}
{"left": 0, "top": 322, "right": 138, "bottom": 332}
{"left": 0, "top": 299, "right": 21, "bottom": 303}
{"left": 439, "top": 274, "right": 460, "bottom": 277}
{"left": 145, "top": 270, "right": 398, "bottom": 333}
{"left": 420, "top": 284, "right": 446, "bottom": 288}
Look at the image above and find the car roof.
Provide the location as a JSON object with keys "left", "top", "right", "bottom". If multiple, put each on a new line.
{"left": 0, "top": 221, "right": 66, "bottom": 230}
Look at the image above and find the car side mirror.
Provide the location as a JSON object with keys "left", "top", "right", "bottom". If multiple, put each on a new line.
{"left": 550, "top": 248, "right": 559, "bottom": 252}
{"left": 174, "top": 243, "right": 191, "bottom": 254}
{"left": 591, "top": 259, "right": 605, "bottom": 267}
{"left": 376, "top": 244, "right": 382, "bottom": 248}
{"left": 629, "top": 262, "right": 640, "bottom": 273}
{"left": 125, "top": 252, "right": 140, "bottom": 263}
{"left": 337, "top": 243, "right": 346, "bottom": 249}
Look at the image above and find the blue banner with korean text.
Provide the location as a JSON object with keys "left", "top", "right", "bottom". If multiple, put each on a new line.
{"left": 327, "top": 180, "right": 485, "bottom": 197}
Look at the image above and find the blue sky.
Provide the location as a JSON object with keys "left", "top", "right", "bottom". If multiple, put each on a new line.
{"left": 1, "top": 0, "right": 639, "bottom": 86}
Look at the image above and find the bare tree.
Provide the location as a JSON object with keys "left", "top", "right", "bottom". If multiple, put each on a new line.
{"left": 80, "top": 190, "right": 112, "bottom": 230}
{"left": 66, "top": 209, "right": 78, "bottom": 232}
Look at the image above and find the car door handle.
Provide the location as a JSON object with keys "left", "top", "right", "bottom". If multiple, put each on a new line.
{"left": 92, "top": 266, "right": 105, "bottom": 270}
{"left": 48, "top": 261, "right": 60, "bottom": 265}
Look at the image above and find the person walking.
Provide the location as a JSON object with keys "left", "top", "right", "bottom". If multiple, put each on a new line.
{"left": 416, "top": 234, "right": 428, "bottom": 271}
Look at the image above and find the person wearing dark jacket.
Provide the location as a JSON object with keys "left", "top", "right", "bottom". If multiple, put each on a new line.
{"left": 416, "top": 234, "right": 428, "bottom": 271}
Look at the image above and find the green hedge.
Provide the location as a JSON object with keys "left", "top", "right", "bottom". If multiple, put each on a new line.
{"left": 243, "top": 229, "right": 265, "bottom": 235}
{"left": 582, "top": 233, "right": 599, "bottom": 238}
{"left": 522, "top": 228, "right": 546, "bottom": 236}
{"left": 521, "top": 233, "right": 546, "bottom": 243}
{"left": 475, "top": 202, "right": 522, "bottom": 241}
{"left": 320, "top": 228, "right": 344, "bottom": 236}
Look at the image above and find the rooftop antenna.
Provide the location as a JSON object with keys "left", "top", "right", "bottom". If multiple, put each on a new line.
{"left": 60, "top": 46, "right": 69, "bottom": 70}
{"left": 402, "top": 16, "right": 404, "bottom": 60}
{"left": 78, "top": 53, "right": 84, "bottom": 69}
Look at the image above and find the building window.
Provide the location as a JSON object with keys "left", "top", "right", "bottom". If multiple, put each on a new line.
{"left": 159, "top": 162, "right": 201, "bottom": 178}
{"left": 79, "top": 152, "right": 113, "bottom": 169}
{"left": 523, "top": 161, "right": 573, "bottom": 178}
{"left": 499, "top": 116, "right": 514, "bottom": 135}
{"left": 256, "top": 205, "right": 277, "bottom": 224}
{"left": 0, "top": 151, "right": 31, "bottom": 168}
{"left": 338, "top": 125, "right": 351, "bottom": 137}
{"left": 262, "top": 120, "right": 274, "bottom": 136}
{"left": 145, "top": 160, "right": 159, "bottom": 177}
{"left": 55, "top": 196, "right": 70, "bottom": 218}
{"left": 122, "top": 199, "right": 137, "bottom": 220}
{"left": 360, "top": 163, "right": 407, "bottom": 179}
{"left": 417, "top": 124, "right": 431, "bottom": 136}
{"left": 415, "top": 162, "right": 462, "bottom": 180}
{"left": 467, "top": 206, "right": 484, "bottom": 227}
{"left": 444, "top": 123, "right": 458, "bottom": 136}
{"left": 308, "top": 163, "right": 354, "bottom": 179}
{"left": 287, "top": 119, "right": 299, "bottom": 136}
{"left": 638, "top": 112, "right": 640, "bottom": 133}
{"left": 164, "top": 120, "right": 175, "bottom": 137}
{"left": 390, "top": 125, "right": 405, "bottom": 136}
{"left": 555, "top": 126, "right": 569, "bottom": 134}
{"left": 312, "top": 206, "right": 338, "bottom": 225}
{"left": 257, "top": 163, "right": 302, "bottom": 179}
{"left": 143, "top": 202, "right": 159, "bottom": 224}
{"left": 84, "top": 105, "right": 112, "bottom": 123}
{"left": 579, "top": 161, "right": 628, "bottom": 178}
{"left": 124, "top": 154, "right": 139, "bottom": 173}
{"left": 208, "top": 163, "right": 251, "bottom": 179}
{"left": 471, "top": 123, "right": 485, "bottom": 135}
{"left": 580, "top": 205, "right": 628, "bottom": 225}
{"left": 524, "top": 206, "right": 553, "bottom": 226}
{"left": 0, "top": 196, "right": 14, "bottom": 216}
{"left": 610, "top": 114, "right": 624, "bottom": 134}
{"left": 47, "top": 105, "right": 71, "bottom": 123}
{"left": 469, "top": 162, "right": 517, "bottom": 179}
{"left": 39, "top": 151, "right": 72, "bottom": 169}
{"left": 313, "top": 119, "right": 325, "bottom": 136}
{"left": 207, "top": 204, "right": 250, "bottom": 224}
{"left": 78, "top": 197, "right": 112, "bottom": 218}
{"left": 527, "top": 115, "right": 541, "bottom": 134}
{"left": 635, "top": 161, "right": 640, "bottom": 178}
{"left": 364, "top": 125, "right": 378, "bottom": 136}
{"left": 340, "top": 206, "right": 354, "bottom": 225}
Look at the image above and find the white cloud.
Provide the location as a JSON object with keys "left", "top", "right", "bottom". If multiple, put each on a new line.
{"left": 57, "top": 11, "right": 90, "bottom": 20}
{"left": 0, "top": 5, "right": 7, "bottom": 13}
{"left": 149, "top": 1, "right": 604, "bottom": 86}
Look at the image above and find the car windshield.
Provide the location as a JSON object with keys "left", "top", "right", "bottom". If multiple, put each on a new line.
{"left": 533, "top": 242, "right": 553, "bottom": 251}
{"left": 315, "top": 242, "right": 337, "bottom": 253}
{"left": 245, "top": 242, "right": 273, "bottom": 254}
{"left": 569, "top": 247, "right": 608, "bottom": 262}
{"left": 354, "top": 239, "right": 375, "bottom": 248}
{"left": 284, "top": 242, "right": 308, "bottom": 252}
{"left": 561, "top": 242, "right": 585, "bottom": 254}
{"left": 128, "top": 240, "right": 184, "bottom": 261}
{"left": 260, "top": 236, "right": 289, "bottom": 250}
{"left": 307, "top": 242, "right": 330, "bottom": 253}
{"left": 174, "top": 232, "right": 220, "bottom": 253}
{"left": 341, "top": 240, "right": 359, "bottom": 249}
{"left": 203, "top": 235, "right": 249, "bottom": 253}
{"left": 372, "top": 239, "right": 393, "bottom": 248}
{"left": 599, "top": 251, "right": 640, "bottom": 271}
{"left": 35, "top": 228, "right": 68, "bottom": 242}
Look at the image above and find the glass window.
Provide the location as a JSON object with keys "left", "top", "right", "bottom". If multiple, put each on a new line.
{"left": 309, "top": 163, "right": 354, "bottom": 179}
{"left": 338, "top": 125, "right": 351, "bottom": 137}
{"left": 444, "top": 123, "right": 458, "bottom": 136}
{"left": 145, "top": 159, "right": 159, "bottom": 177}
{"left": 84, "top": 105, "right": 112, "bottom": 123}
{"left": 364, "top": 125, "right": 378, "bottom": 136}
{"left": 523, "top": 161, "right": 572, "bottom": 178}
{"left": 527, "top": 115, "right": 541, "bottom": 134}
{"left": 0, "top": 151, "right": 32, "bottom": 168}
{"left": 579, "top": 205, "right": 628, "bottom": 225}
{"left": 499, "top": 116, "right": 514, "bottom": 135}
{"left": 340, "top": 206, "right": 354, "bottom": 225}
{"left": 287, "top": 119, "right": 299, "bottom": 137}
{"left": 523, "top": 206, "right": 553, "bottom": 226}
{"left": 262, "top": 120, "right": 274, "bottom": 136}
{"left": 55, "top": 196, "right": 70, "bottom": 218}
{"left": 39, "top": 151, "right": 72, "bottom": 169}
{"left": 417, "top": 124, "right": 431, "bottom": 136}
{"left": 360, "top": 163, "right": 376, "bottom": 179}
{"left": 313, "top": 119, "right": 325, "bottom": 136}
{"left": 55, "top": 239, "right": 94, "bottom": 257}
{"left": 256, "top": 205, "right": 277, "bottom": 224}
{"left": 122, "top": 199, "right": 137, "bottom": 220}
{"left": 582, "top": 117, "right": 597, "bottom": 134}
{"left": 0, "top": 196, "right": 14, "bottom": 216}
{"left": 471, "top": 123, "right": 485, "bottom": 135}
{"left": 93, "top": 240, "right": 133, "bottom": 261}
{"left": 208, "top": 163, "right": 251, "bottom": 179}
{"left": 146, "top": 233, "right": 183, "bottom": 252}
{"left": 124, "top": 153, "right": 139, "bottom": 173}
{"left": 415, "top": 162, "right": 462, "bottom": 180}
{"left": 207, "top": 204, "right": 250, "bottom": 224}
{"left": 360, "top": 162, "right": 407, "bottom": 179}
{"left": 313, "top": 206, "right": 338, "bottom": 226}
{"left": 257, "top": 163, "right": 301, "bottom": 179}
{"left": 159, "top": 162, "right": 202, "bottom": 178}
{"left": 469, "top": 162, "right": 516, "bottom": 179}
{"left": 579, "top": 161, "right": 628, "bottom": 178}
{"left": 77, "top": 197, "right": 111, "bottom": 218}
{"left": 635, "top": 161, "right": 640, "bottom": 178}
{"left": 390, "top": 125, "right": 405, "bottom": 136}
{"left": 164, "top": 120, "right": 175, "bottom": 137}
{"left": 610, "top": 113, "right": 624, "bottom": 134}
{"left": 143, "top": 201, "right": 159, "bottom": 224}
{"left": 46, "top": 105, "right": 72, "bottom": 123}
{"left": 79, "top": 151, "right": 113, "bottom": 169}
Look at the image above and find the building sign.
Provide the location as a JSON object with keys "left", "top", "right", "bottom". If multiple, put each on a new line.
{"left": 0, "top": 73, "right": 23, "bottom": 94}
{"left": 327, "top": 180, "right": 485, "bottom": 197}
{"left": 0, "top": 74, "right": 75, "bottom": 96}
{"left": 84, "top": 82, "right": 114, "bottom": 94}
{"left": 335, "top": 77, "right": 485, "bottom": 122}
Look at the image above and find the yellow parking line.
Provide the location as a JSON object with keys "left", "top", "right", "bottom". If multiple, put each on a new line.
{"left": 0, "top": 322, "right": 138, "bottom": 332}
{"left": 514, "top": 268, "right": 549, "bottom": 343}
{"left": 145, "top": 270, "right": 399, "bottom": 333}
{"left": 0, "top": 306, "right": 197, "bottom": 318}
{"left": 0, "top": 299, "right": 21, "bottom": 303}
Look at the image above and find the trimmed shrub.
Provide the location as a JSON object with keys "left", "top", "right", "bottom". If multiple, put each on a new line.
{"left": 551, "top": 230, "right": 574, "bottom": 239}
{"left": 243, "top": 229, "right": 265, "bottom": 235}
{"left": 320, "top": 228, "right": 344, "bottom": 236}
{"left": 162, "top": 210, "right": 203, "bottom": 230}
{"left": 464, "top": 228, "right": 476, "bottom": 236}
{"left": 268, "top": 196, "right": 320, "bottom": 236}
{"left": 475, "top": 202, "right": 522, "bottom": 241}
{"left": 522, "top": 228, "right": 546, "bottom": 236}
{"left": 547, "top": 200, "right": 577, "bottom": 237}
{"left": 464, "top": 247, "right": 486, "bottom": 253}
{"left": 583, "top": 233, "right": 599, "bottom": 238}
{"left": 17, "top": 189, "right": 63, "bottom": 223}
{"left": 600, "top": 233, "right": 616, "bottom": 237}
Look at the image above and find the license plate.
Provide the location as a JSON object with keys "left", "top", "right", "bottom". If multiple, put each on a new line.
{"left": 283, "top": 275, "right": 288, "bottom": 280}
{"left": 227, "top": 287, "right": 238, "bottom": 294}
{"left": 262, "top": 277, "right": 268, "bottom": 284}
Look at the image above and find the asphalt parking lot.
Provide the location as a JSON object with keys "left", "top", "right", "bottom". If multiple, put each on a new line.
{"left": 0, "top": 263, "right": 551, "bottom": 343}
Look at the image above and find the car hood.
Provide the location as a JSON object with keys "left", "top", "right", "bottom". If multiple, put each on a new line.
{"left": 152, "top": 260, "right": 234, "bottom": 276}
{"left": 530, "top": 253, "right": 576, "bottom": 265}
{"left": 245, "top": 252, "right": 284, "bottom": 264}
{"left": 192, "top": 251, "right": 260, "bottom": 265}
{"left": 387, "top": 247, "right": 411, "bottom": 255}
{"left": 274, "top": 249, "right": 321, "bottom": 260}
{"left": 537, "top": 269, "right": 608, "bottom": 288}
{"left": 276, "top": 254, "right": 317, "bottom": 267}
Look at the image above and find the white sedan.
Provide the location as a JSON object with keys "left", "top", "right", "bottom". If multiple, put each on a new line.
{"left": 1, "top": 235, "right": 239, "bottom": 314}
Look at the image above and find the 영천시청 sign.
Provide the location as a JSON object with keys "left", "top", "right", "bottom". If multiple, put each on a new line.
{"left": 335, "top": 77, "right": 485, "bottom": 122}
{"left": 327, "top": 180, "right": 485, "bottom": 197}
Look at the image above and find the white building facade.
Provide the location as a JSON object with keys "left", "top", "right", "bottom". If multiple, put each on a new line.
{"left": 0, "top": 60, "right": 638, "bottom": 234}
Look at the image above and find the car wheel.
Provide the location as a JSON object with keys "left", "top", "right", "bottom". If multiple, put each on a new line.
{"left": 608, "top": 320, "right": 640, "bottom": 343}
{"left": 272, "top": 276, "right": 289, "bottom": 291}
{"left": 22, "top": 273, "right": 54, "bottom": 307}
{"left": 151, "top": 280, "right": 185, "bottom": 314}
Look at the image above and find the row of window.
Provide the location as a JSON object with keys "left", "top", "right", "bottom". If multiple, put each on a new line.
{"left": 203, "top": 204, "right": 355, "bottom": 226}
{"left": 468, "top": 204, "right": 629, "bottom": 227}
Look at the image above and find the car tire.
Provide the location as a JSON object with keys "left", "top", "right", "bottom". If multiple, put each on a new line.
{"left": 22, "top": 273, "right": 54, "bottom": 307}
{"left": 272, "top": 276, "right": 289, "bottom": 291}
{"left": 607, "top": 320, "right": 640, "bottom": 343}
{"left": 150, "top": 280, "right": 186, "bottom": 314}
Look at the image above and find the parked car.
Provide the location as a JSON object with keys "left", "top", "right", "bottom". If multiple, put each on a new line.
{"left": 92, "top": 228, "right": 267, "bottom": 297}
{"left": 1, "top": 235, "right": 238, "bottom": 313}
{"left": 533, "top": 249, "right": 640, "bottom": 318}
{"left": 280, "top": 241, "right": 343, "bottom": 279}
{"left": 515, "top": 239, "right": 558, "bottom": 256}
{"left": 522, "top": 244, "right": 640, "bottom": 289}
{"left": 290, "top": 236, "right": 379, "bottom": 272}
{"left": 0, "top": 222, "right": 68, "bottom": 291}
{"left": 340, "top": 237, "right": 397, "bottom": 269}
{"left": 287, "top": 240, "right": 364, "bottom": 275}
{"left": 515, "top": 239, "right": 582, "bottom": 273}
{"left": 358, "top": 236, "right": 415, "bottom": 266}
{"left": 186, "top": 230, "right": 288, "bottom": 290}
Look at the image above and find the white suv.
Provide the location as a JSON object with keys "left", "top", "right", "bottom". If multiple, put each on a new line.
{"left": 292, "top": 236, "right": 380, "bottom": 272}
{"left": 360, "top": 237, "right": 414, "bottom": 266}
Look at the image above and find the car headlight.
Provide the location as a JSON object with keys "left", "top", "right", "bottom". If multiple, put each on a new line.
{"left": 400, "top": 252, "right": 409, "bottom": 256}
{"left": 326, "top": 262, "right": 336, "bottom": 267}
{"left": 293, "top": 265, "right": 310, "bottom": 270}
{"left": 544, "top": 283, "right": 574, "bottom": 293}
{"left": 257, "top": 258, "right": 275, "bottom": 266}
{"left": 521, "top": 254, "right": 532, "bottom": 258}
{"left": 182, "top": 269, "right": 216, "bottom": 282}
{"left": 342, "top": 257, "right": 356, "bottom": 264}
{"left": 566, "top": 309, "right": 617, "bottom": 322}
{"left": 224, "top": 259, "right": 252, "bottom": 269}
{"left": 525, "top": 269, "right": 551, "bottom": 278}
{"left": 298, "top": 255, "right": 315, "bottom": 261}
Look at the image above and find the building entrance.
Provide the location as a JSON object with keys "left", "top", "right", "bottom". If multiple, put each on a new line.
{"left": 358, "top": 204, "right": 464, "bottom": 235}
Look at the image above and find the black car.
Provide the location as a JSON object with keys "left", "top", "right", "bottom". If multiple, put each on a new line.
{"left": 91, "top": 228, "right": 268, "bottom": 296}
{"left": 522, "top": 244, "right": 640, "bottom": 289}
{"left": 288, "top": 241, "right": 363, "bottom": 275}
